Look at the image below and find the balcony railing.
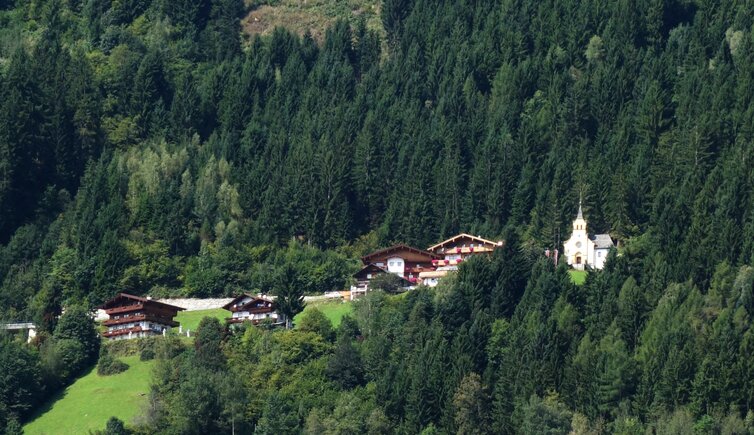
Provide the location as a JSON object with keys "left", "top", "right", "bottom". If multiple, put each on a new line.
{"left": 104, "top": 304, "right": 144, "bottom": 315}
{"left": 102, "top": 325, "right": 147, "bottom": 337}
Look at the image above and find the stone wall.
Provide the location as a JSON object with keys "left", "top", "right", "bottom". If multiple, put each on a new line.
{"left": 156, "top": 298, "right": 234, "bottom": 311}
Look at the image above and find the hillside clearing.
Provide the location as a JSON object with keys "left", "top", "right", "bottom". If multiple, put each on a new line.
{"left": 24, "top": 356, "right": 154, "bottom": 435}
{"left": 242, "top": 0, "right": 382, "bottom": 43}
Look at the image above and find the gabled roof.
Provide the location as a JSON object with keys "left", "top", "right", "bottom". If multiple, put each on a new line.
{"left": 427, "top": 233, "right": 503, "bottom": 252}
{"left": 591, "top": 234, "right": 614, "bottom": 249}
{"left": 222, "top": 294, "right": 275, "bottom": 311}
{"left": 361, "top": 244, "right": 441, "bottom": 264}
{"left": 353, "top": 264, "right": 414, "bottom": 287}
{"left": 98, "top": 293, "right": 185, "bottom": 311}
{"left": 353, "top": 263, "right": 389, "bottom": 278}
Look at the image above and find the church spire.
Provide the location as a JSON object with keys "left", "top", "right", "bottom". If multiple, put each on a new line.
{"left": 577, "top": 198, "right": 583, "bottom": 219}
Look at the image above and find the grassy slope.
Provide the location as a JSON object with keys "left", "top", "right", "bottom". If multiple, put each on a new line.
{"left": 25, "top": 356, "right": 154, "bottom": 435}
{"left": 175, "top": 308, "right": 228, "bottom": 332}
{"left": 175, "top": 303, "right": 352, "bottom": 330}
{"left": 569, "top": 270, "right": 587, "bottom": 285}
{"left": 23, "top": 301, "right": 349, "bottom": 434}
{"left": 295, "top": 300, "right": 353, "bottom": 327}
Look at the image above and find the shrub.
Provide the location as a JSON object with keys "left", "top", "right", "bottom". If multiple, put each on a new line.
{"left": 97, "top": 349, "right": 129, "bottom": 376}
{"left": 139, "top": 348, "right": 155, "bottom": 361}
{"left": 105, "top": 336, "right": 159, "bottom": 357}
{"left": 104, "top": 416, "right": 129, "bottom": 435}
{"left": 297, "top": 308, "right": 335, "bottom": 341}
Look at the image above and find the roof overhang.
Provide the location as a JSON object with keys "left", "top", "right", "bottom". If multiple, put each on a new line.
{"left": 361, "top": 244, "right": 441, "bottom": 263}
{"left": 99, "top": 293, "right": 185, "bottom": 311}
{"left": 427, "top": 233, "right": 503, "bottom": 252}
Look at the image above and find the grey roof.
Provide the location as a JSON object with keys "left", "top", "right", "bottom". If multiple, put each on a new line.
{"left": 577, "top": 200, "right": 583, "bottom": 219}
{"left": 591, "top": 234, "right": 614, "bottom": 249}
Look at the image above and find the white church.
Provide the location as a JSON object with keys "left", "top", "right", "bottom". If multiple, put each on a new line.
{"left": 563, "top": 202, "right": 615, "bottom": 270}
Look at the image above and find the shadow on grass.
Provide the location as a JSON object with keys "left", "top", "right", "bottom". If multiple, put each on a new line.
{"left": 24, "top": 364, "right": 96, "bottom": 425}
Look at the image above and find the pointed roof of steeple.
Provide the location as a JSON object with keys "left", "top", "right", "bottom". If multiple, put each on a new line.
{"left": 577, "top": 199, "right": 583, "bottom": 219}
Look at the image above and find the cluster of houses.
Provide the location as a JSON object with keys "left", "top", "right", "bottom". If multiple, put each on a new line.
{"left": 97, "top": 202, "right": 614, "bottom": 340}
{"left": 352, "top": 202, "right": 615, "bottom": 297}
{"left": 351, "top": 233, "right": 505, "bottom": 299}
{"left": 98, "top": 293, "right": 284, "bottom": 340}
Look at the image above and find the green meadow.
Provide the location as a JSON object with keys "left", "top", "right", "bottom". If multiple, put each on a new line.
{"left": 295, "top": 299, "right": 353, "bottom": 327}
{"left": 24, "top": 356, "right": 154, "bottom": 435}
{"left": 569, "top": 270, "right": 588, "bottom": 285}
{"left": 174, "top": 308, "right": 228, "bottom": 332}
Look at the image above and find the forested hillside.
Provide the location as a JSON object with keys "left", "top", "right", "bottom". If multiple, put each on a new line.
{"left": 2, "top": 0, "right": 754, "bottom": 433}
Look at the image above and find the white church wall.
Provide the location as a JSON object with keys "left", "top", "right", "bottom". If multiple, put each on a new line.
{"left": 594, "top": 249, "right": 609, "bottom": 269}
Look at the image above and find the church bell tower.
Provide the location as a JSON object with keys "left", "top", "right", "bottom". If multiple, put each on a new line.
{"left": 572, "top": 200, "right": 587, "bottom": 234}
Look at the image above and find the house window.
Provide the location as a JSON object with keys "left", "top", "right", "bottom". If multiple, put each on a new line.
{"left": 598, "top": 251, "right": 602, "bottom": 257}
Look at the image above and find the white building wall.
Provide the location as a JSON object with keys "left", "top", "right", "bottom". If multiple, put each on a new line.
{"left": 593, "top": 249, "right": 609, "bottom": 270}
{"left": 387, "top": 256, "right": 405, "bottom": 275}
{"left": 564, "top": 232, "right": 592, "bottom": 270}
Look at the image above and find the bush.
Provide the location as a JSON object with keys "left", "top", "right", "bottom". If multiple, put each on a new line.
{"left": 104, "top": 336, "right": 159, "bottom": 357}
{"left": 156, "top": 335, "right": 185, "bottom": 360}
{"left": 297, "top": 308, "right": 335, "bottom": 341}
{"left": 104, "top": 416, "right": 129, "bottom": 435}
{"left": 139, "top": 348, "right": 155, "bottom": 361}
{"left": 97, "top": 349, "right": 129, "bottom": 376}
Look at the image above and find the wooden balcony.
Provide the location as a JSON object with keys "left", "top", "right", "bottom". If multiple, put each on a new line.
{"left": 104, "top": 304, "right": 144, "bottom": 315}
{"left": 103, "top": 314, "right": 146, "bottom": 326}
{"left": 102, "top": 325, "right": 148, "bottom": 338}
{"left": 102, "top": 314, "right": 179, "bottom": 328}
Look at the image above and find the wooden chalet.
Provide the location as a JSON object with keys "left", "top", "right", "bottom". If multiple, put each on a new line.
{"left": 223, "top": 294, "right": 284, "bottom": 326}
{"left": 427, "top": 233, "right": 503, "bottom": 265}
{"left": 99, "top": 293, "right": 184, "bottom": 340}
{"left": 350, "top": 263, "right": 414, "bottom": 299}
{"left": 360, "top": 244, "right": 441, "bottom": 284}
{"left": 420, "top": 234, "right": 504, "bottom": 285}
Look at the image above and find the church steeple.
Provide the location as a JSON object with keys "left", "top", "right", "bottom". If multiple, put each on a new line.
{"left": 572, "top": 198, "right": 586, "bottom": 232}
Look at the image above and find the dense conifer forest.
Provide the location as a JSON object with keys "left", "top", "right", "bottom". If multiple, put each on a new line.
{"left": 2, "top": 0, "right": 754, "bottom": 433}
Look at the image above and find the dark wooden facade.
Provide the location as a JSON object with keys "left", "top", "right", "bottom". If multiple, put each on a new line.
{"left": 360, "top": 244, "right": 441, "bottom": 283}
{"left": 223, "top": 294, "right": 284, "bottom": 326}
{"left": 99, "top": 293, "right": 184, "bottom": 340}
